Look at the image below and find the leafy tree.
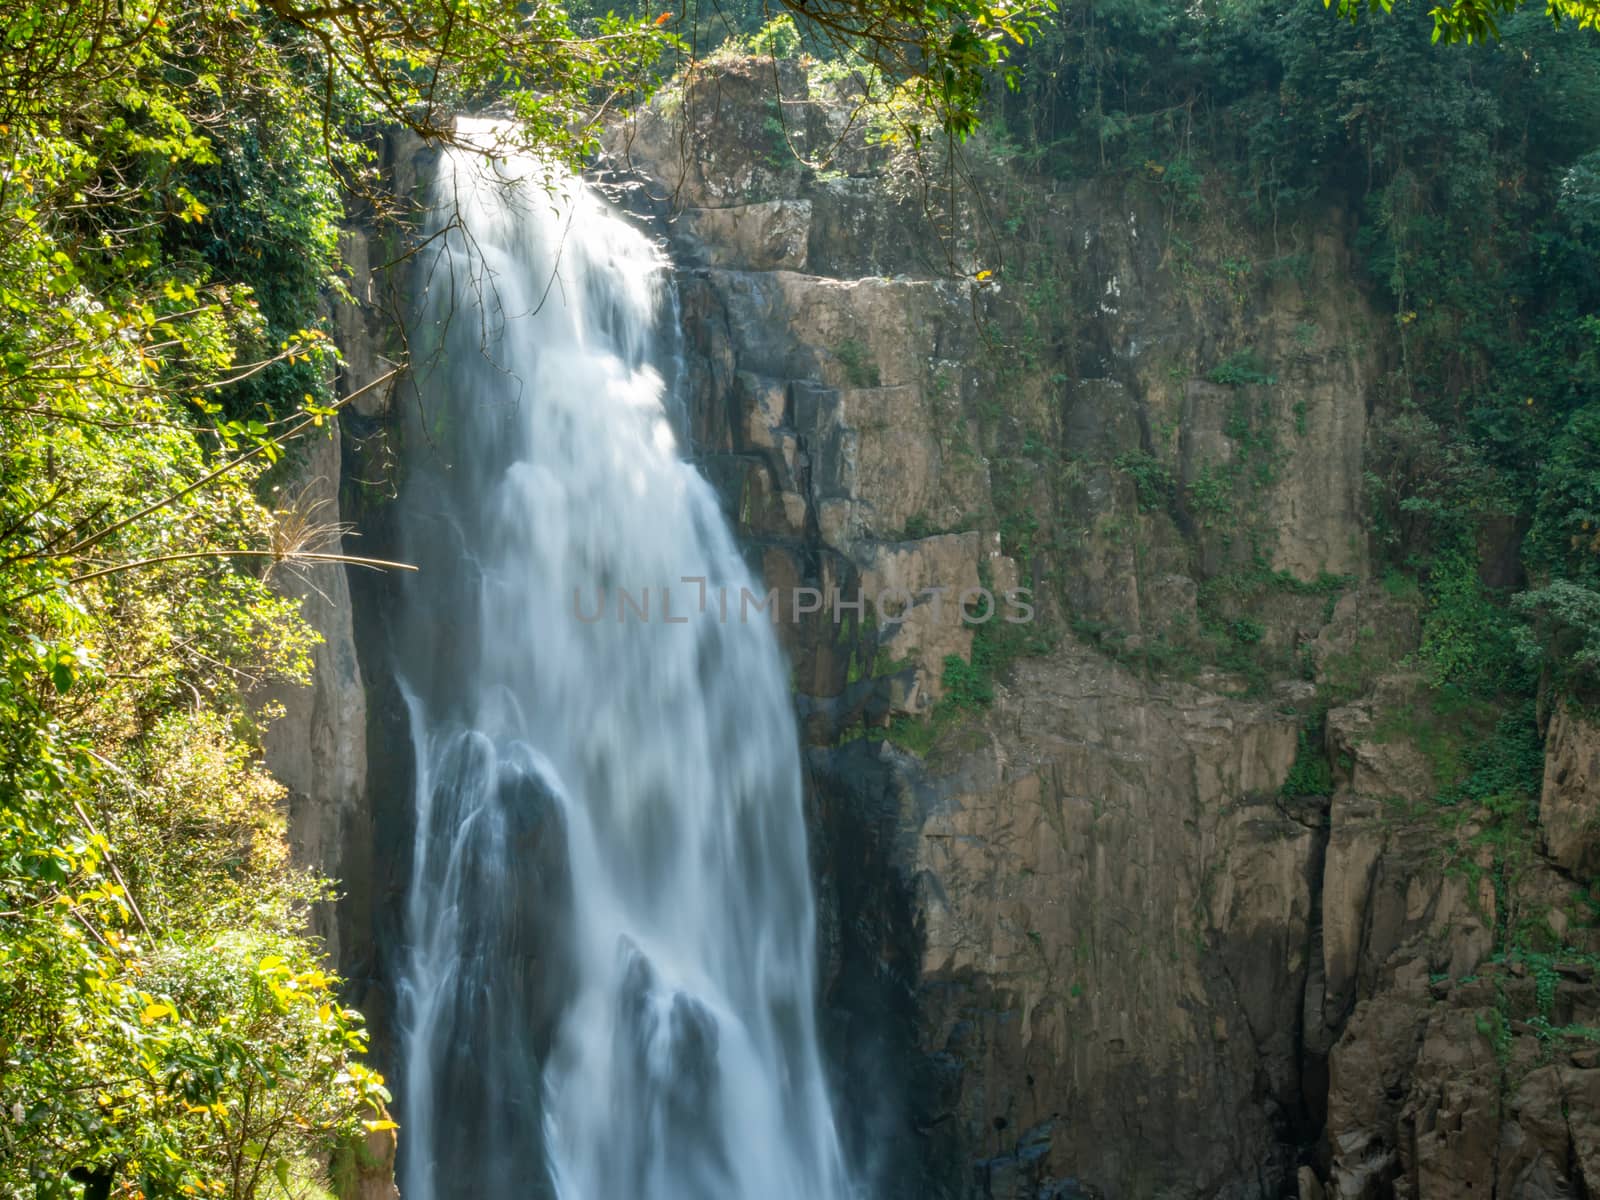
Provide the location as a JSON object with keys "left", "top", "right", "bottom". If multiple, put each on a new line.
{"left": 1330, "top": 0, "right": 1600, "bottom": 45}
{"left": 1527, "top": 376, "right": 1600, "bottom": 579}
{"left": 1515, "top": 579, "right": 1600, "bottom": 691}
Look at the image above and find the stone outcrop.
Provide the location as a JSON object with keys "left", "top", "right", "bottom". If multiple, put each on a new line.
{"left": 1321, "top": 964, "right": 1600, "bottom": 1200}
{"left": 1540, "top": 706, "right": 1600, "bottom": 878}
{"left": 261, "top": 131, "right": 425, "bottom": 1200}
{"left": 263, "top": 127, "right": 423, "bottom": 964}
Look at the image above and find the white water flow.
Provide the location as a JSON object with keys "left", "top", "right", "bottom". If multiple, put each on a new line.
{"left": 394, "top": 122, "right": 852, "bottom": 1200}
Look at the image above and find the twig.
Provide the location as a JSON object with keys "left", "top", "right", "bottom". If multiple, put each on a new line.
{"left": 64, "top": 549, "right": 417, "bottom": 588}
{"left": 69, "top": 792, "right": 152, "bottom": 941}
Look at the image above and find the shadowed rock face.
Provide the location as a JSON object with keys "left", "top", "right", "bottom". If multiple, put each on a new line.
{"left": 806, "top": 651, "right": 1319, "bottom": 1199}
{"left": 1540, "top": 707, "right": 1600, "bottom": 879}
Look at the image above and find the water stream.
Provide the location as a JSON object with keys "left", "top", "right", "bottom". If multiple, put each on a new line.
{"left": 391, "top": 121, "right": 852, "bottom": 1200}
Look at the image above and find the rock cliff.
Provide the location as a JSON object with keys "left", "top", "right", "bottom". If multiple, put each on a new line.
{"left": 260, "top": 420, "right": 369, "bottom": 967}
{"left": 263, "top": 128, "right": 429, "bottom": 1078}
{"left": 599, "top": 57, "right": 1600, "bottom": 1200}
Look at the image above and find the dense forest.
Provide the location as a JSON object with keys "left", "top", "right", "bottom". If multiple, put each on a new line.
{"left": 2, "top": 0, "right": 1598, "bottom": 1195}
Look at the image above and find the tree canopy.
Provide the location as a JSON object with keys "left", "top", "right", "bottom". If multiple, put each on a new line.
{"left": 1332, "top": 0, "right": 1599, "bottom": 45}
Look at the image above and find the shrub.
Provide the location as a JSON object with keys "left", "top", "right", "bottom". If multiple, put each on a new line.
{"left": 1419, "top": 549, "right": 1526, "bottom": 696}
{"left": 1114, "top": 450, "right": 1176, "bottom": 512}
{"left": 943, "top": 652, "right": 995, "bottom": 708}
{"left": 1206, "top": 349, "right": 1277, "bottom": 388}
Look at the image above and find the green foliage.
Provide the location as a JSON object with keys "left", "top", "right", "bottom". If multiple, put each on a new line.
{"left": 749, "top": 14, "right": 804, "bottom": 58}
{"left": 942, "top": 652, "right": 995, "bottom": 708}
{"left": 590, "top": 0, "right": 1052, "bottom": 141}
{"left": 1113, "top": 449, "right": 1175, "bottom": 513}
{"left": 1206, "top": 349, "right": 1277, "bottom": 388}
{"left": 1372, "top": 692, "right": 1484, "bottom": 792}
{"left": 0, "top": 519, "right": 389, "bottom": 1198}
{"left": 834, "top": 337, "right": 882, "bottom": 388}
{"left": 1440, "top": 701, "right": 1545, "bottom": 811}
{"left": 1527, "top": 404, "right": 1600, "bottom": 580}
{"left": 1365, "top": 407, "right": 1511, "bottom": 562}
{"left": 1328, "top": 0, "right": 1600, "bottom": 46}
{"left": 881, "top": 593, "right": 1055, "bottom": 754}
{"left": 0, "top": 296, "right": 389, "bottom": 1191}
{"left": 1149, "top": 155, "right": 1204, "bottom": 216}
{"left": 1228, "top": 616, "right": 1265, "bottom": 645}
{"left": 1476, "top": 1005, "right": 1514, "bottom": 1058}
{"left": 1514, "top": 579, "right": 1600, "bottom": 689}
{"left": 1419, "top": 550, "right": 1529, "bottom": 696}
{"left": 1185, "top": 465, "right": 1235, "bottom": 528}
{"left": 1282, "top": 717, "right": 1334, "bottom": 797}
{"left": 883, "top": 710, "right": 945, "bottom": 755}
{"left": 1437, "top": 703, "right": 1547, "bottom": 945}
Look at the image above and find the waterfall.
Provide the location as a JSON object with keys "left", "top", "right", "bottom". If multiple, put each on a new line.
{"left": 391, "top": 120, "right": 852, "bottom": 1200}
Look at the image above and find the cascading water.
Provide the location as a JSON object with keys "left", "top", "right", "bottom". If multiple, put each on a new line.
{"left": 392, "top": 121, "right": 852, "bottom": 1200}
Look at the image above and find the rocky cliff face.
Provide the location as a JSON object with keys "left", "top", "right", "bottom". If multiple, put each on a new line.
{"left": 599, "top": 57, "right": 1600, "bottom": 1200}
{"left": 263, "top": 129, "right": 430, "bottom": 1066}
{"left": 260, "top": 421, "right": 369, "bottom": 967}
{"left": 284, "top": 64, "right": 1600, "bottom": 1200}
{"left": 1313, "top": 683, "right": 1600, "bottom": 1200}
